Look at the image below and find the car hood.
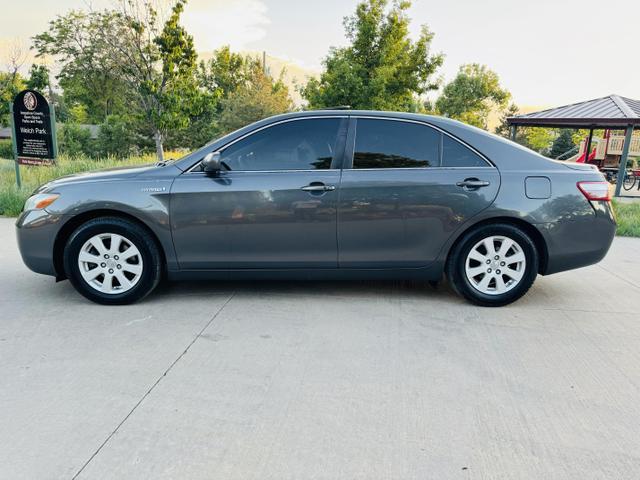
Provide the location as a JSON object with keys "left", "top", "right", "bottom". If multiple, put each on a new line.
{"left": 35, "top": 164, "right": 161, "bottom": 193}
{"left": 53, "top": 164, "right": 156, "bottom": 184}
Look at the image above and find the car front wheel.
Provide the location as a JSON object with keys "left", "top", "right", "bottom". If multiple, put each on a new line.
{"left": 63, "top": 217, "right": 162, "bottom": 305}
{"left": 446, "top": 223, "right": 539, "bottom": 307}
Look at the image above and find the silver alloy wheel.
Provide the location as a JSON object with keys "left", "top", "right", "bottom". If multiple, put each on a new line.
{"left": 77, "top": 233, "right": 143, "bottom": 294}
{"left": 464, "top": 235, "right": 526, "bottom": 296}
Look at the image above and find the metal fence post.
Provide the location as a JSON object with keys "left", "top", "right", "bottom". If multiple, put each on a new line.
{"left": 614, "top": 125, "right": 634, "bottom": 197}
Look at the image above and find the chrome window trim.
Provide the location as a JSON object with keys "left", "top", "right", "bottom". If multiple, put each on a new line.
{"left": 186, "top": 115, "right": 348, "bottom": 173}
{"left": 185, "top": 169, "right": 342, "bottom": 176}
{"left": 342, "top": 166, "right": 497, "bottom": 172}
{"left": 184, "top": 165, "right": 494, "bottom": 178}
{"left": 350, "top": 115, "right": 495, "bottom": 168}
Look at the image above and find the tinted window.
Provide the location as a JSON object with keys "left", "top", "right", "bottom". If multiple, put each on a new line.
{"left": 442, "top": 135, "right": 488, "bottom": 167}
{"left": 353, "top": 119, "right": 440, "bottom": 169}
{"left": 220, "top": 118, "right": 341, "bottom": 171}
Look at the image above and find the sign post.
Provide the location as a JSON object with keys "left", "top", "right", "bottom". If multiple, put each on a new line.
{"left": 8, "top": 102, "right": 21, "bottom": 188}
{"left": 10, "top": 90, "right": 57, "bottom": 187}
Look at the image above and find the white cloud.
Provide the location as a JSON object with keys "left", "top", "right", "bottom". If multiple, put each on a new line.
{"left": 182, "top": 0, "right": 270, "bottom": 52}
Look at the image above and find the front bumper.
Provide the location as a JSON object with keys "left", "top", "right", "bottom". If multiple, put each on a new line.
{"left": 15, "top": 210, "right": 66, "bottom": 277}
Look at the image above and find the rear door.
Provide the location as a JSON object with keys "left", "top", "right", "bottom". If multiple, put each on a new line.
{"left": 337, "top": 117, "right": 500, "bottom": 268}
{"left": 171, "top": 116, "right": 347, "bottom": 269}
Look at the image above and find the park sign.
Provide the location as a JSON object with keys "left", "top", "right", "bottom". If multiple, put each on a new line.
{"left": 11, "top": 90, "right": 58, "bottom": 167}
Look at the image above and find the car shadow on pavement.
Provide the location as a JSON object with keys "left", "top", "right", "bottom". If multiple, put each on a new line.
{"left": 153, "top": 278, "right": 458, "bottom": 302}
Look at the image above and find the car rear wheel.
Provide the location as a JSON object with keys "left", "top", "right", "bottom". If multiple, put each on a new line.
{"left": 446, "top": 223, "right": 539, "bottom": 307}
{"left": 63, "top": 217, "right": 162, "bottom": 305}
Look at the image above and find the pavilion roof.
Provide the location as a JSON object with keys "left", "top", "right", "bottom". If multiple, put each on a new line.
{"left": 507, "top": 95, "right": 640, "bottom": 128}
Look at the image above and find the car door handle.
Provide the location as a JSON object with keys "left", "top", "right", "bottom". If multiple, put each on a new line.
{"left": 456, "top": 178, "right": 490, "bottom": 189}
{"left": 301, "top": 183, "right": 336, "bottom": 192}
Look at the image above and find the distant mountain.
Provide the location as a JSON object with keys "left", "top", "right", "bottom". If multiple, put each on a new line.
{"left": 198, "top": 50, "right": 320, "bottom": 107}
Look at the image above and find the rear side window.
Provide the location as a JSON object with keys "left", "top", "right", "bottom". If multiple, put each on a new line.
{"left": 442, "top": 135, "right": 488, "bottom": 167}
{"left": 353, "top": 119, "right": 440, "bottom": 169}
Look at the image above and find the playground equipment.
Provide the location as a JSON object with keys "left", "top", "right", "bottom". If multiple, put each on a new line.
{"left": 507, "top": 94, "right": 640, "bottom": 196}
{"left": 567, "top": 130, "right": 640, "bottom": 168}
{"left": 564, "top": 130, "right": 640, "bottom": 190}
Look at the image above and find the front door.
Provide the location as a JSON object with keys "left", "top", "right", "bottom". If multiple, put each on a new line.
{"left": 171, "top": 117, "right": 347, "bottom": 269}
{"left": 337, "top": 118, "right": 500, "bottom": 268}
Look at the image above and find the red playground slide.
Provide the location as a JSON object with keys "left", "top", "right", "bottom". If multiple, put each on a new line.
{"left": 576, "top": 148, "right": 597, "bottom": 163}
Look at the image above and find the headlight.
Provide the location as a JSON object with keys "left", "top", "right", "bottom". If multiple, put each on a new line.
{"left": 24, "top": 193, "right": 60, "bottom": 211}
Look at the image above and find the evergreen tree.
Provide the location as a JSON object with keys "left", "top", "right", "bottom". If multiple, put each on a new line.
{"left": 550, "top": 129, "right": 576, "bottom": 159}
{"left": 495, "top": 103, "right": 519, "bottom": 138}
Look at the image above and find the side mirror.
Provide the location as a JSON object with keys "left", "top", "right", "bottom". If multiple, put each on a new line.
{"left": 202, "top": 152, "right": 222, "bottom": 174}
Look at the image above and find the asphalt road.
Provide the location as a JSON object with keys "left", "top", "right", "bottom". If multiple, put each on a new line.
{"left": 1, "top": 217, "right": 640, "bottom": 479}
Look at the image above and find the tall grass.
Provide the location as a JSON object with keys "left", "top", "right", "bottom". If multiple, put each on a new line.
{"left": 612, "top": 199, "right": 640, "bottom": 237}
{"left": 0, "top": 152, "right": 183, "bottom": 216}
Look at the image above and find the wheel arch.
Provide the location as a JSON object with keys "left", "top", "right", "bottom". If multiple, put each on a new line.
{"left": 445, "top": 216, "right": 549, "bottom": 275}
{"left": 53, "top": 209, "right": 167, "bottom": 280}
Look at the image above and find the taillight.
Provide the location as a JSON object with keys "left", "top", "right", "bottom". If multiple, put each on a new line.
{"left": 577, "top": 181, "right": 611, "bottom": 201}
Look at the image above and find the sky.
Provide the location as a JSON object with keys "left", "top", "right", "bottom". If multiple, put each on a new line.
{"left": 1, "top": 0, "right": 639, "bottom": 107}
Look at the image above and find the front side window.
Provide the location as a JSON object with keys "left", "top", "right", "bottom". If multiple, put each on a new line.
{"left": 353, "top": 119, "right": 440, "bottom": 169}
{"left": 219, "top": 118, "right": 342, "bottom": 171}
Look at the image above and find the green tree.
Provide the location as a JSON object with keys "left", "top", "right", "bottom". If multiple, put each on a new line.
{"left": 495, "top": 103, "right": 519, "bottom": 138}
{"left": 33, "top": 10, "right": 133, "bottom": 123}
{"left": 35, "top": 1, "right": 199, "bottom": 161}
{"left": 526, "top": 128, "right": 555, "bottom": 154}
{"left": 145, "top": 0, "right": 200, "bottom": 160}
{"left": 302, "top": 0, "right": 443, "bottom": 110}
{"left": 165, "top": 45, "right": 246, "bottom": 148}
{"left": 198, "top": 46, "right": 246, "bottom": 101}
{"left": 436, "top": 64, "right": 510, "bottom": 129}
{"left": 96, "top": 115, "right": 140, "bottom": 157}
{"left": 0, "top": 72, "right": 25, "bottom": 126}
{"left": 68, "top": 104, "right": 89, "bottom": 124}
{"left": 550, "top": 129, "right": 576, "bottom": 159}
{"left": 25, "top": 64, "right": 51, "bottom": 93}
{"left": 59, "top": 123, "right": 94, "bottom": 157}
{"left": 165, "top": 89, "right": 219, "bottom": 150}
{"left": 218, "top": 58, "right": 293, "bottom": 133}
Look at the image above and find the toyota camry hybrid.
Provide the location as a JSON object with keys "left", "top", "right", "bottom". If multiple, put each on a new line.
{"left": 16, "top": 110, "right": 616, "bottom": 306}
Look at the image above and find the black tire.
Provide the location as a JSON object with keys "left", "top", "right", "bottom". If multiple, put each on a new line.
{"left": 446, "top": 223, "right": 539, "bottom": 307}
{"left": 63, "top": 217, "right": 162, "bottom": 305}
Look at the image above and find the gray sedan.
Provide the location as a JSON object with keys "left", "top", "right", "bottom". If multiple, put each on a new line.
{"left": 16, "top": 110, "right": 616, "bottom": 306}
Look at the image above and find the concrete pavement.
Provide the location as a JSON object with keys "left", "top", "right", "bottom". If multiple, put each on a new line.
{"left": 1, "top": 217, "right": 639, "bottom": 479}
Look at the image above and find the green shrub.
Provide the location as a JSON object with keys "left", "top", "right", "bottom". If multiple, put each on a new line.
{"left": 58, "top": 123, "right": 95, "bottom": 157}
{"left": 96, "top": 115, "right": 138, "bottom": 158}
{"left": 0, "top": 139, "right": 13, "bottom": 160}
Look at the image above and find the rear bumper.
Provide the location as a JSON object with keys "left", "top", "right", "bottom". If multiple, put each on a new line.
{"left": 538, "top": 201, "right": 616, "bottom": 275}
{"left": 15, "top": 210, "right": 65, "bottom": 277}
